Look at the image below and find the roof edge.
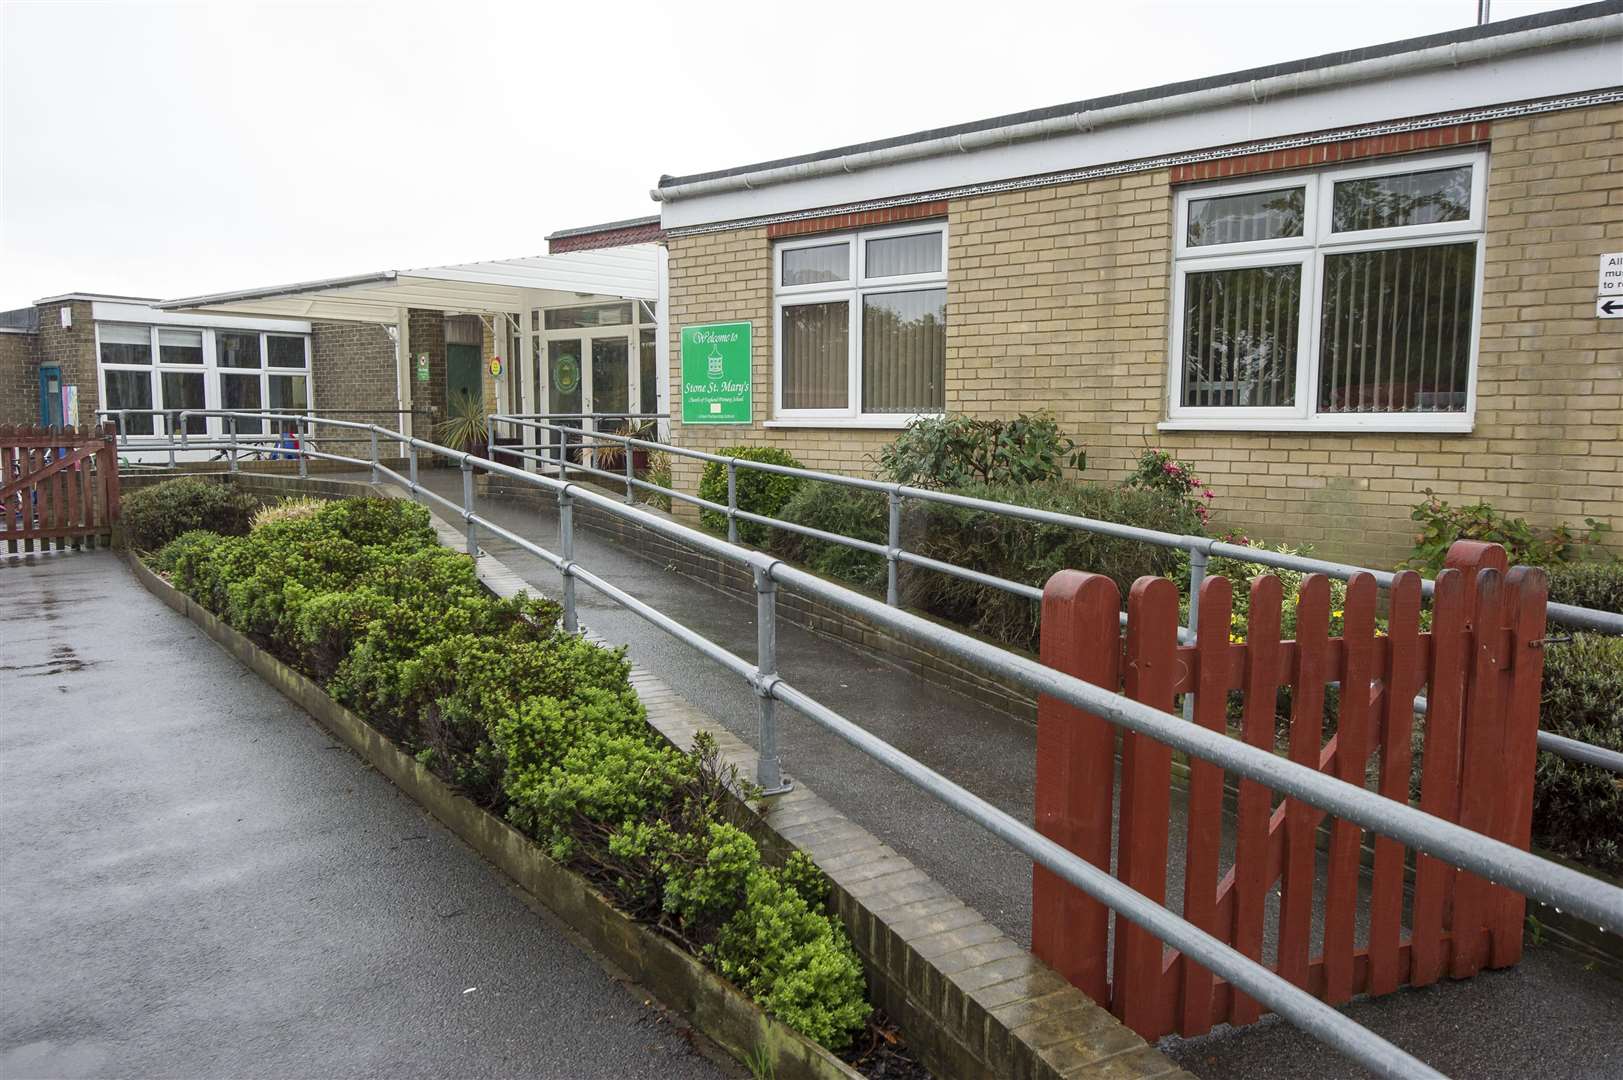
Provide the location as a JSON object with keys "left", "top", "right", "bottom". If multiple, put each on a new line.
{"left": 655, "top": 0, "right": 1623, "bottom": 194}
{"left": 545, "top": 215, "right": 662, "bottom": 241}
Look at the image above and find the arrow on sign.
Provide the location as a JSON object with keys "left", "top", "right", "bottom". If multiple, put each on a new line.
{"left": 1603, "top": 299, "right": 1623, "bottom": 315}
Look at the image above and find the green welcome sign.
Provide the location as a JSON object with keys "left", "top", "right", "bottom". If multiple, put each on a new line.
{"left": 681, "top": 322, "right": 752, "bottom": 424}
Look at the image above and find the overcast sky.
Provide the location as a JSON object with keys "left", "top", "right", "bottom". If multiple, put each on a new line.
{"left": 0, "top": 0, "right": 1587, "bottom": 309}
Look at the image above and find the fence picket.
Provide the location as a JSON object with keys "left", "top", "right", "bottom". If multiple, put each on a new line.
{"left": 1491, "top": 566, "right": 1549, "bottom": 968}
{"left": 1278, "top": 574, "right": 1331, "bottom": 990}
{"left": 1411, "top": 567, "right": 1466, "bottom": 986}
{"left": 0, "top": 426, "right": 117, "bottom": 551}
{"left": 1452, "top": 566, "right": 1510, "bottom": 979}
{"left": 1225, "top": 574, "right": 1283, "bottom": 1026}
{"left": 1178, "top": 574, "right": 1234, "bottom": 1036}
{"left": 1368, "top": 570, "right": 1425, "bottom": 997}
{"left": 1033, "top": 570, "right": 1122, "bottom": 1004}
{"left": 1322, "top": 573, "right": 1379, "bottom": 1004}
{"left": 1114, "top": 575, "right": 1180, "bottom": 1036}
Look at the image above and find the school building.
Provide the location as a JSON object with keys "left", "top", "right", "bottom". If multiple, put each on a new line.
{"left": 652, "top": 2, "right": 1623, "bottom": 567}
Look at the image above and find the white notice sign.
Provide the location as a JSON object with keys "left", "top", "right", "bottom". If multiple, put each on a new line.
{"left": 1600, "top": 253, "right": 1623, "bottom": 296}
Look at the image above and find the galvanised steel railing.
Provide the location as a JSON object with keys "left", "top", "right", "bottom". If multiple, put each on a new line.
{"left": 114, "top": 410, "right": 1623, "bottom": 1080}
{"left": 489, "top": 413, "right": 1623, "bottom": 776}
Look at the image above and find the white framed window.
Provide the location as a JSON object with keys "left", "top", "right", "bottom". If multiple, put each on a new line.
{"left": 1166, "top": 151, "right": 1486, "bottom": 433}
{"left": 96, "top": 324, "right": 311, "bottom": 438}
{"left": 773, "top": 222, "right": 947, "bottom": 426}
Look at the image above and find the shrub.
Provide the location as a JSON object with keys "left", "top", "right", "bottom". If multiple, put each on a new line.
{"left": 1535, "top": 634, "right": 1623, "bottom": 873}
{"left": 152, "top": 496, "right": 872, "bottom": 1050}
{"left": 122, "top": 477, "right": 258, "bottom": 550}
{"left": 697, "top": 446, "right": 805, "bottom": 545}
{"left": 250, "top": 496, "right": 326, "bottom": 530}
{"left": 641, "top": 450, "right": 673, "bottom": 512}
{"left": 904, "top": 480, "right": 1201, "bottom": 650}
{"left": 1125, "top": 448, "right": 1216, "bottom": 529}
{"left": 1207, "top": 542, "right": 1351, "bottom": 642}
{"left": 771, "top": 482, "right": 890, "bottom": 591}
{"left": 1405, "top": 490, "right": 1612, "bottom": 573}
{"left": 1545, "top": 561, "right": 1623, "bottom": 615}
{"left": 877, "top": 412, "right": 1085, "bottom": 490}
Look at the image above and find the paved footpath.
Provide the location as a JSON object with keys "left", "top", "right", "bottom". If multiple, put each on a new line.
{"left": 0, "top": 551, "right": 729, "bottom": 1080}
{"left": 397, "top": 470, "right": 1621, "bottom": 1080}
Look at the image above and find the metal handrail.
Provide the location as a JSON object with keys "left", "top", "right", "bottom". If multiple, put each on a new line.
{"left": 114, "top": 410, "right": 1623, "bottom": 1080}
{"left": 487, "top": 415, "right": 1623, "bottom": 774}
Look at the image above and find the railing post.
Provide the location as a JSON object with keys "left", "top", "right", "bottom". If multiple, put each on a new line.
{"left": 116, "top": 412, "right": 126, "bottom": 443}
{"left": 407, "top": 440, "right": 418, "bottom": 499}
{"left": 886, "top": 490, "right": 903, "bottom": 606}
{"left": 559, "top": 486, "right": 578, "bottom": 633}
{"left": 753, "top": 565, "right": 791, "bottom": 794}
{"left": 486, "top": 414, "right": 498, "bottom": 466}
{"left": 1184, "top": 546, "right": 1208, "bottom": 721}
{"left": 460, "top": 456, "right": 478, "bottom": 558}
{"left": 623, "top": 434, "right": 636, "bottom": 505}
{"left": 164, "top": 413, "right": 175, "bottom": 469}
{"left": 726, "top": 460, "right": 739, "bottom": 545}
{"left": 559, "top": 426, "right": 571, "bottom": 482}
{"left": 296, "top": 417, "right": 308, "bottom": 480}
{"left": 369, "top": 426, "right": 380, "bottom": 485}
{"left": 228, "top": 415, "right": 238, "bottom": 474}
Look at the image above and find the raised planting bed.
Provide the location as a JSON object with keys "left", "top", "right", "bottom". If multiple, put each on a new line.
{"left": 127, "top": 490, "right": 925, "bottom": 1080}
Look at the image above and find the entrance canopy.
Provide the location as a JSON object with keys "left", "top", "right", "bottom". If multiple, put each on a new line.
{"left": 158, "top": 245, "right": 660, "bottom": 324}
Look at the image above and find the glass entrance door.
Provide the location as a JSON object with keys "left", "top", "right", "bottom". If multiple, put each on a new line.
{"left": 547, "top": 339, "right": 583, "bottom": 463}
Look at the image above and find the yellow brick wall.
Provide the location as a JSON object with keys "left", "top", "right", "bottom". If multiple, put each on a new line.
{"left": 664, "top": 101, "right": 1623, "bottom": 566}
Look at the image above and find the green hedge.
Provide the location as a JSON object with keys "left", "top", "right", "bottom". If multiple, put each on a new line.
{"left": 123, "top": 476, "right": 258, "bottom": 551}
{"left": 1545, "top": 561, "right": 1623, "bottom": 615}
{"left": 697, "top": 446, "right": 804, "bottom": 546}
{"left": 1535, "top": 634, "right": 1623, "bottom": 874}
{"left": 770, "top": 482, "right": 890, "bottom": 592}
{"left": 156, "top": 498, "right": 871, "bottom": 1050}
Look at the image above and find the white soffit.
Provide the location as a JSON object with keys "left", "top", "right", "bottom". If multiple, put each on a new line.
{"left": 159, "top": 246, "right": 661, "bottom": 325}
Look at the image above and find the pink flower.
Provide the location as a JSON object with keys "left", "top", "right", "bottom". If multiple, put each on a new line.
{"left": 1203, "top": 489, "right": 1214, "bottom": 500}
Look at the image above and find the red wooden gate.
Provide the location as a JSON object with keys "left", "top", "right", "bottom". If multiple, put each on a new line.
{"left": 1033, "top": 540, "right": 1548, "bottom": 1040}
{"left": 1, "top": 424, "right": 122, "bottom": 554}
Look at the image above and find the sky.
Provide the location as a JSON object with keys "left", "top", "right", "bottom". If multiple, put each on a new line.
{"left": 0, "top": 0, "right": 1591, "bottom": 310}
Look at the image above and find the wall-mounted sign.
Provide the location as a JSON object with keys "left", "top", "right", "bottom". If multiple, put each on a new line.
{"left": 1599, "top": 252, "right": 1623, "bottom": 296}
{"left": 489, "top": 356, "right": 504, "bottom": 378}
{"left": 554, "top": 353, "right": 580, "bottom": 395}
{"left": 681, "top": 322, "right": 752, "bottom": 424}
{"left": 415, "top": 351, "right": 430, "bottom": 384}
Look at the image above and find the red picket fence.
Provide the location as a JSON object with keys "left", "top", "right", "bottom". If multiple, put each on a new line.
{"left": 1, "top": 424, "right": 122, "bottom": 554}
{"left": 1032, "top": 540, "right": 1548, "bottom": 1040}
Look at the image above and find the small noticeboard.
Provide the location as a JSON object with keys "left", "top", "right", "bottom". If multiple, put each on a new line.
{"left": 681, "top": 322, "right": 752, "bottom": 424}
{"left": 1599, "top": 253, "right": 1623, "bottom": 296}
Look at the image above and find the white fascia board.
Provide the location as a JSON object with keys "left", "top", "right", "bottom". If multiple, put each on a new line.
{"left": 660, "top": 39, "right": 1623, "bottom": 229}
{"left": 92, "top": 300, "right": 313, "bottom": 333}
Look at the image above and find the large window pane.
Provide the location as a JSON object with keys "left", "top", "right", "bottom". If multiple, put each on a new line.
{"left": 865, "top": 233, "right": 942, "bottom": 278}
{"left": 862, "top": 289, "right": 945, "bottom": 414}
{"left": 104, "top": 369, "right": 153, "bottom": 434}
{"left": 217, "top": 331, "right": 261, "bottom": 369}
{"left": 221, "top": 373, "right": 262, "bottom": 433}
{"left": 100, "top": 323, "right": 151, "bottom": 366}
{"left": 782, "top": 243, "right": 849, "bottom": 287}
{"left": 1186, "top": 188, "right": 1305, "bottom": 247}
{"left": 158, "top": 328, "right": 203, "bottom": 364}
{"left": 267, "top": 334, "right": 306, "bottom": 368}
{"left": 782, "top": 301, "right": 848, "bottom": 410}
{"left": 1317, "top": 242, "right": 1475, "bottom": 414}
{"left": 1331, "top": 165, "right": 1472, "bottom": 232}
{"left": 544, "top": 303, "right": 632, "bottom": 330}
{"left": 268, "top": 374, "right": 307, "bottom": 433}
{"left": 159, "top": 371, "right": 206, "bottom": 434}
{"left": 1181, "top": 264, "right": 1301, "bottom": 408}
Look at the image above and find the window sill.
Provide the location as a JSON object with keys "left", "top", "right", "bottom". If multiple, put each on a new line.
{"left": 764, "top": 416, "right": 925, "bottom": 430}
{"left": 1157, "top": 416, "right": 1474, "bottom": 435}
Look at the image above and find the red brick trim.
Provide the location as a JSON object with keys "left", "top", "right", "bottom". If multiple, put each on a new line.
{"left": 548, "top": 222, "right": 665, "bottom": 253}
{"left": 1169, "top": 122, "right": 1492, "bottom": 184}
{"left": 766, "top": 200, "right": 948, "bottom": 239}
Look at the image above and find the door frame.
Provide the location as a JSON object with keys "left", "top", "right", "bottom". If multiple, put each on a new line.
{"left": 38, "top": 365, "right": 63, "bottom": 428}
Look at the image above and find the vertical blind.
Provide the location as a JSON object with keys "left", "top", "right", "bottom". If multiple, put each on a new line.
{"left": 865, "top": 233, "right": 942, "bottom": 278}
{"left": 160, "top": 372, "right": 207, "bottom": 433}
{"left": 1181, "top": 265, "right": 1301, "bottom": 408}
{"left": 862, "top": 289, "right": 945, "bottom": 414}
{"left": 781, "top": 301, "right": 849, "bottom": 409}
{"left": 104, "top": 370, "right": 154, "bottom": 433}
{"left": 1318, "top": 242, "right": 1475, "bottom": 413}
{"left": 222, "top": 374, "right": 262, "bottom": 432}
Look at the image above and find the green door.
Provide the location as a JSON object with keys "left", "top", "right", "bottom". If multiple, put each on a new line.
{"left": 447, "top": 343, "right": 482, "bottom": 411}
